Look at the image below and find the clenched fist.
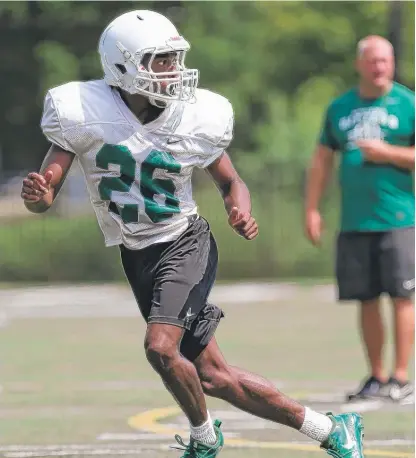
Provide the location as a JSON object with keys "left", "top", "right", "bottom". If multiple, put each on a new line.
{"left": 228, "top": 206, "right": 259, "bottom": 240}
{"left": 21, "top": 171, "right": 53, "bottom": 202}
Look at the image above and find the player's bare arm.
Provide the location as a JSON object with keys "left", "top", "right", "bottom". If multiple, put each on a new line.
{"left": 22, "top": 143, "right": 75, "bottom": 213}
{"left": 357, "top": 139, "right": 415, "bottom": 170}
{"left": 206, "top": 152, "right": 258, "bottom": 241}
{"left": 304, "top": 144, "right": 335, "bottom": 245}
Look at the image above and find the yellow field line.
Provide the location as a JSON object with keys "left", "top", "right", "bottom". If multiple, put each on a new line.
{"left": 128, "top": 406, "right": 413, "bottom": 458}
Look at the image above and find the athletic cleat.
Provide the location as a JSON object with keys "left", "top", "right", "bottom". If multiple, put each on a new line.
{"left": 172, "top": 419, "right": 224, "bottom": 457}
{"left": 347, "top": 376, "right": 387, "bottom": 402}
{"left": 321, "top": 412, "right": 365, "bottom": 458}
{"left": 382, "top": 377, "right": 414, "bottom": 404}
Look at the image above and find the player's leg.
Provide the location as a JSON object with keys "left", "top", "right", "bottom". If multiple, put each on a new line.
{"left": 336, "top": 232, "right": 388, "bottom": 400}
{"left": 194, "top": 336, "right": 304, "bottom": 428}
{"left": 144, "top": 322, "right": 209, "bottom": 427}
{"left": 141, "top": 216, "right": 223, "bottom": 453}
{"left": 120, "top": 223, "right": 222, "bottom": 458}
{"left": 381, "top": 228, "right": 415, "bottom": 401}
{"left": 392, "top": 297, "right": 414, "bottom": 382}
{"left": 120, "top": 234, "right": 211, "bottom": 425}
{"left": 359, "top": 298, "right": 385, "bottom": 382}
{"left": 193, "top": 337, "right": 364, "bottom": 457}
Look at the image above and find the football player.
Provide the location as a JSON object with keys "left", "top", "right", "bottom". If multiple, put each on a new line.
{"left": 21, "top": 10, "right": 365, "bottom": 458}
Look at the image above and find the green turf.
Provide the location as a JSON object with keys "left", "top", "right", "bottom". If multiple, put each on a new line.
{"left": 0, "top": 292, "right": 414, "bottom": 458}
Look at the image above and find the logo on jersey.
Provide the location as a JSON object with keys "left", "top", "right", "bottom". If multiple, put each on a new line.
{"left": 338, "top": 107, "right": 399, "bottom": 150}
{"left": 185, "top": 308, "right": 195, "bottom": 320}
{"left": 167, "top": 137, "right": 182, "bottom": 145}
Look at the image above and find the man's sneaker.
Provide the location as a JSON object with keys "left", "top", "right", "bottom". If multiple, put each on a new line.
{"left": 381, "top": 377, "right": 414, "bottom": 403}
{"left": 347, "top": 376, "right": 387, "bottom": 401}
{"left": 321, "top": 412, "right": 364, "bottom": 458}
{"left": 172, "top": 419, "right": 224, "bottom": 457}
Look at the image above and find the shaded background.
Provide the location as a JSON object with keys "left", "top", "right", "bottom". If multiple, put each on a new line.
{"left": 0, "top": 1, "right": 414, "bottom": 283}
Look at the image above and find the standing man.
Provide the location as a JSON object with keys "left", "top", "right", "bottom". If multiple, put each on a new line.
{"left": 305, "top": 35, "right": 415, "bottom": 402}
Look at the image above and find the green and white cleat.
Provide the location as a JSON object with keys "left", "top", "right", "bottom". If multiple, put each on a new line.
{"left": 172, "top": 419, "right": 224, "bottom": 457}
{"left": 321, "top": 412, "right": 365, "bottom": 457}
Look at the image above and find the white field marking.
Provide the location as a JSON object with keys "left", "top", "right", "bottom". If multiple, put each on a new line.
{"left": 96, "top": 433, "right": 171, "bottom": 441}
{"left": 398, "top": 394, "right": 415, "bottom": 405}
{"left": 365, "top": 440, "right": 414, "bottom": 446}
{"left": 97, "top": 431, "right": 240, "bottom": 441}
{"left": 340, "top": 400, "right": 385, "bottom": 413}
{"left": 2, "top": 282, "right": 336, "bottom": 319}
{"left": 0, "top": 445, "right": 166, "bottom": 452}
{"left": 303, "top": 392, "right": 413, "bottom": 411}
{"left": 4, "top": 451, "right": 146, "bottom": 458}
{"left": 1, "top": 444, "right": 172, "bottom": 458}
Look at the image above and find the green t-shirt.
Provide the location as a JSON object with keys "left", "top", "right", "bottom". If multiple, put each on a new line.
{"left": 320, "top": 82, "right": 415, "bottom": 232}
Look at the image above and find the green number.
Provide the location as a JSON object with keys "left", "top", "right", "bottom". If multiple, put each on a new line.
{"left": 96, "top": 144, "right": 181, "bottom": 224}
{"left": 141, "top": 150, "right": 182, "bottom": 223}
{"left": 96, "top": 144, "right": 138, "bottom": 224}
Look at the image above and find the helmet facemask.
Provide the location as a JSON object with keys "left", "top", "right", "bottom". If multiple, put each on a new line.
{"left": 113, "top": 42, "right": 199, "bottom": 108}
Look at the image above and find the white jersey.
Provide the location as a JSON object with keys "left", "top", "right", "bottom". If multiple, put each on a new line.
{"left": 41, "top": 80, "right": 233, "bottom": 249}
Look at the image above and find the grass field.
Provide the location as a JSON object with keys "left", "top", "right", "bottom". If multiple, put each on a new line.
{"left": 0, "top": 283, "right": 414, "bottom": 458}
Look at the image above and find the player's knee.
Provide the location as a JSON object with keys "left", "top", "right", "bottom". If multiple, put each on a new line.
{"left": 199, "top": 365, "right": 235, "bottom": 398}
{"left": 392, "top": 297, "right": 414, "bottom": 308}
{"left": 144, "top": 336, "right": 178, "bottom": 373}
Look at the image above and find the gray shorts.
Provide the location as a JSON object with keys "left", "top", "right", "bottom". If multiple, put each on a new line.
{"left": 336, "top": 227, "right": 415, "bottom": 301}
{"left": 119, "top": 215, "right": 223, "bottom": 361}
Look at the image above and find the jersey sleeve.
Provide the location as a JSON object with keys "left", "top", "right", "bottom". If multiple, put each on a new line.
{"left": 319, "top": 105, "right": 338, "bottom": 151}
{"left": 40, "top": 91, "right": 76, "bottom": 153}
{"left": 199, "top": 113, "right": 234, "bottom": 168}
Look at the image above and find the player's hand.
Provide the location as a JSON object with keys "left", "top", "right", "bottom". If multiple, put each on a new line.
{"left": 228, "top": 206, "right": 258, "bottom": 240}
{"left": 357, "top": 139, "right": 390, "bottom": 164}
{"left": 21, "top": 171, "right": 53, "bottom": 202}
{"left": 305, "top": 209, "right": 323, "bottom": 245}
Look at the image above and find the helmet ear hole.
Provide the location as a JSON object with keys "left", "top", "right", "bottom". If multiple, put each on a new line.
{"left": 141, "top": 53, "right": 152, "bottom": 70}
{"left": 115, "top": 63, "right": 127, "bottom": 75}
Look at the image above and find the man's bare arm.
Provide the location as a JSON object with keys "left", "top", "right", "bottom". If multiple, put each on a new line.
{"left": 305, "top": 144, "right": 335, "bottom": 213}
{"left": 206, "top": 153, "right": 258, "bottom": 240}
{"left": 22, "top": 144, "right": 76, "bottom": 214}
{"left": 304, "top": 144, "right": 335, "bottom": 244}
{"left": 206, "top": 152, "right": 251, "bottom": 215}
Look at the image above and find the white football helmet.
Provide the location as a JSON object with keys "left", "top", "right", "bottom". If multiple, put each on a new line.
{"left": 98, "top": 10, "right": 199, "bottom": 107}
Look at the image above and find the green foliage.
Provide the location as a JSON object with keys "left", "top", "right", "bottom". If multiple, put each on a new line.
{"left": 0, "top": 216, "right": 121, "bottom": 283}
{"left": 35, "top": 41, "right": 81, "bottom": 95}
{"left": 1, "top": 1, "right": 414, "bottom": 171}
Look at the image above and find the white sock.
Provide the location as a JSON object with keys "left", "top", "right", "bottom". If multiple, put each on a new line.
{"left": 299, "top": 407, "right": 333, "bottom": 443}
{"left": 190, "top": 412, "right": 217, "bottom": 445}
